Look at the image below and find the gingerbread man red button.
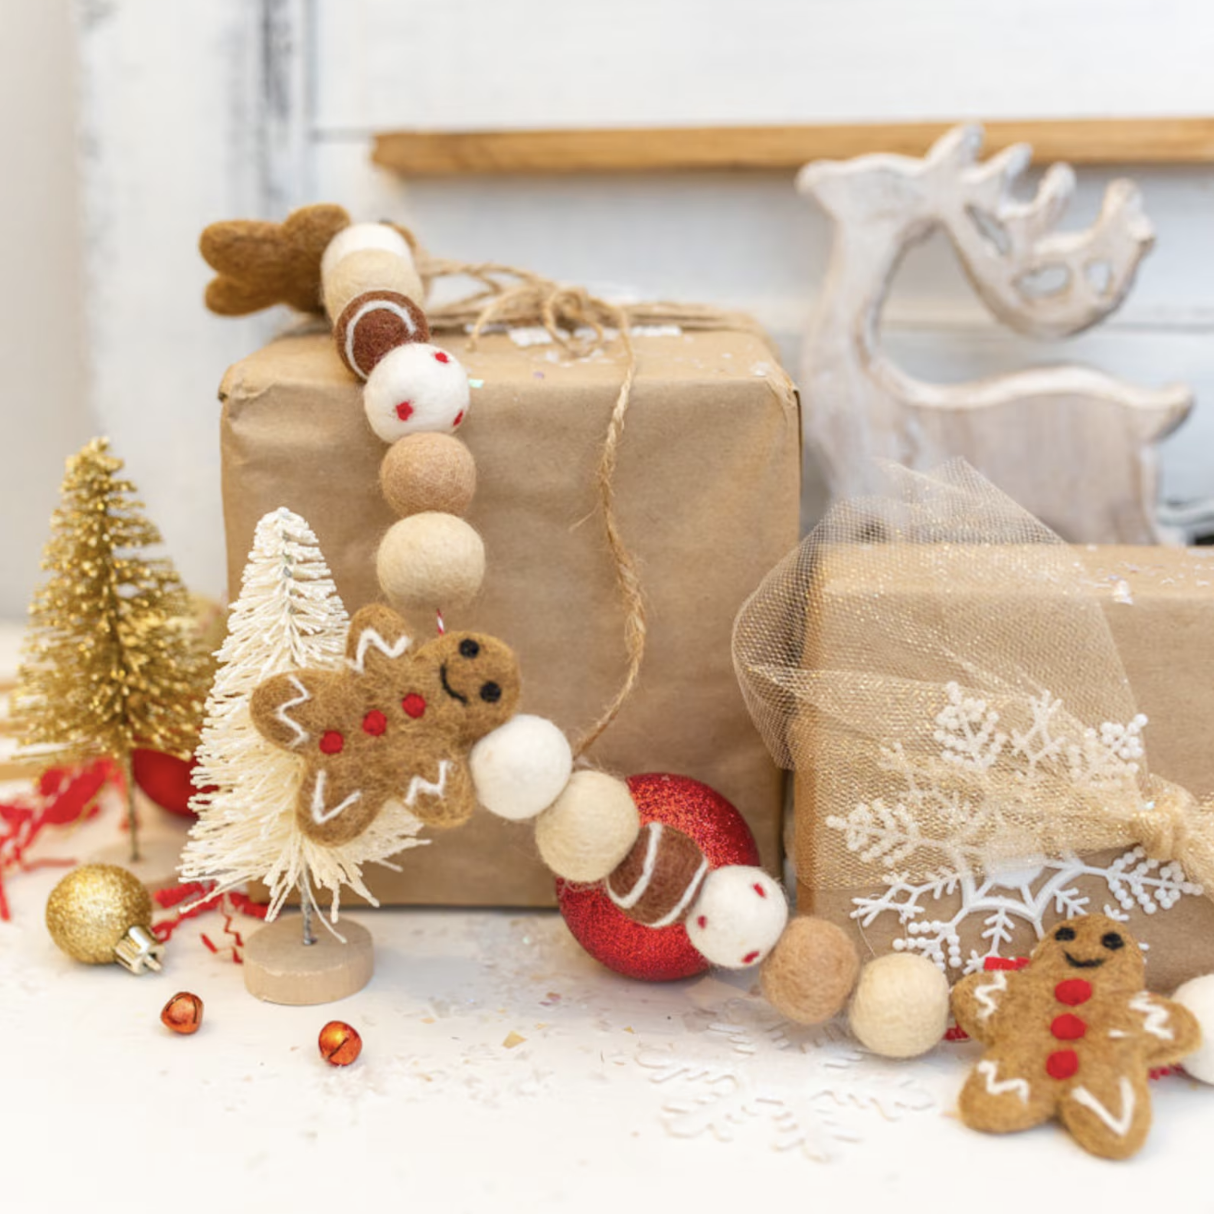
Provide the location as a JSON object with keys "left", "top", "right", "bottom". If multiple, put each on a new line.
{"left": 1050, "top": 1013, "right": 1087, "bottom": 1041}
{"left": 1054, "top": 977, "right": 1092, "bottom": 1006}
{"left": 951, "top": 915, "right": 1202, "bottom": 1160}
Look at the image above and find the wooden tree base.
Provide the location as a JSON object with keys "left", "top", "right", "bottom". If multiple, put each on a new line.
{"left": 242, "top": 916, "right": 373, "bottom": 1005}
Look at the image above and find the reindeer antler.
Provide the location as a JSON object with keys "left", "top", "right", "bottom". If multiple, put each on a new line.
{"left": 929, "top": 125, "right": 1154, "bottom": 340}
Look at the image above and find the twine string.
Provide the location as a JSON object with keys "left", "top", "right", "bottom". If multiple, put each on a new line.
{"left": 401, "top": 235, "right": 756, "bottom": 756}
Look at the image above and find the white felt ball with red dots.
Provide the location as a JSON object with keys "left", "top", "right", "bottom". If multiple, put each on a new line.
{"left": 469, "top": 714, "right": 573, "bottom": 822}
{"left": 363, "top": 342, "right": 471, "bottom": 443}
{"left": 1173, "top": 973, "right": 1214, "bottom": 1084}
{"left": 684, "top": 865, "right": 788, "bottom": 969}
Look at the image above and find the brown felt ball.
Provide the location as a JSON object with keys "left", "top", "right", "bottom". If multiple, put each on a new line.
{"left": 323, "top": 248, "right": 424, "bottom": 325}
{"left": 535, "top": 770, "right": 640, "bottom": 882}
{"left": 606, "top": 821, "right": 708, "bottom": 928}
{"left": 760, "top": 916, "right": 860, "bottom": 1025}
{"left": 200, "top": 203, "right": 350, "bottom": 315}
{"left": 380, "top": 434, "right": 477, "bottom": 519}
{"left": 376, "top": 513, "right": 485, "bottom": 614}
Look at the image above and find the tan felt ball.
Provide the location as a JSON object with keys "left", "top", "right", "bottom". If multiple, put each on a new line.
{"left": 336, "top": 290, "right": 430, "bottom": 379}
{"left": 848, "top": 953, "right": 950, "bottom": 1059}
{"left": 376, "top": 512, "right": 485, "bottom": 613}
{"left": 380, "top": 434, "right": 477, "bottom": 519}
{"left": 535, "top": 770, "right": 640, "bottom": 883}
{"left": 323, "top": 247, "right": 424, "bottom": 322}
{"left": 606, "top": 821, "right": 707, "bottom": 927}
{"left": 761, "top": 916, "right": 860, "bottom": 1025}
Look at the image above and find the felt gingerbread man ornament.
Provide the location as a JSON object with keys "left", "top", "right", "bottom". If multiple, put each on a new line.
{"left": 952, "top": 913, "right": 1200, "bottom": 1159}
{"left": 250, "top": 603, "right": 520, "bottom": 846}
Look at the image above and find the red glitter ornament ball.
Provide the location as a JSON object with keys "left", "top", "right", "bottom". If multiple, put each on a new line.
{"left": 557, "top": 773, "right": 760, "bottom": 982}
{"left": 132, "top": 749, "right": 212, "bottom": 818}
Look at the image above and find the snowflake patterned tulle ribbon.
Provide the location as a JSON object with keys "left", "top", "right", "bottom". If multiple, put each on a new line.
{"left": 732, "top": 460, "right": 1214, "bottom": 900}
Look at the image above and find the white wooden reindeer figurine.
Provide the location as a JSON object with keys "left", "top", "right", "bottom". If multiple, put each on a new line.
{"left": 799, "top": 124, "right": 1191, "bottom": 542}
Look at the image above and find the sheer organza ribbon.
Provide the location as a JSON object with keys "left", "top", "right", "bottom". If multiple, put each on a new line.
{"left": 733, "top": 460, "right": 1214, "bottom": 896}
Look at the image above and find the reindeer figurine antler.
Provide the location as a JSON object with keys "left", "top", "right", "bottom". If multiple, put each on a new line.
{"left": 798, "top": 123, "right": 1191, "bottom": 544}
{"left": 925, "top": 124, "right": 1154, "bottom": 340}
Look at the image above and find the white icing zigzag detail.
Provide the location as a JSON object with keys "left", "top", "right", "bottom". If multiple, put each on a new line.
{"left": 1070, "top": 1078, "right": 1136, "bottom": 1138}
{"left": 402, "top": 760, "right": 451, "bottom": 807}
{"left": 348, "top": 626, "right": 412, "bottom": 674}
{"left": 977, "top": 1059, "right": 1030, "bottom": 1104}
{"left": 975, "top": 971, "right": 1008, "bottom": 1021}
{"left": 1129, "top": 991, "right": 1173, "bottom": 1040}
{"left": 310, "top": 769, "right": 363, "bottom": 824}
{"left": 276, "top": 674, "right": 312, "bottom": 748}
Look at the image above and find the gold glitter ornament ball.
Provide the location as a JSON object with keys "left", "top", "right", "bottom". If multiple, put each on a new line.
{"left": 46, "top": 864, "right": 155, "bottom": 965}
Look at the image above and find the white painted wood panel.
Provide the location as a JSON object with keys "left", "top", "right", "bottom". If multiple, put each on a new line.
{"left": 314, "top": 0, "right": 1214, "bottom": 131}
{"left": 75, "top": 0, "right": 308, "bottom": 604}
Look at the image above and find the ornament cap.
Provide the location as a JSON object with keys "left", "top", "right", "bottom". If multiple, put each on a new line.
{"left": 113, "top": 923, "right": 164, "bottom": 974}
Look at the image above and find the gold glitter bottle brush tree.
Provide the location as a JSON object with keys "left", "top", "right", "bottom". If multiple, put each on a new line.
{"left": 11, "top": 438, "right": 209, "bottom": 862}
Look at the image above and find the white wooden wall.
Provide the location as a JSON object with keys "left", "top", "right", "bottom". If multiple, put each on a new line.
{"left": 72, "top": 0, "right": 1214, "bottom": 606}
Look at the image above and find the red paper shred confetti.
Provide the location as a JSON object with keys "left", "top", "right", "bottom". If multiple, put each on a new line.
{"left": 0, "top": 759, "right": 117, "bottom": 921}
{"left": 983, "top": 956, "right": 1032, "bottom": 972}
{"left": 152, "top": 880, "right": 267, "bottom": 964}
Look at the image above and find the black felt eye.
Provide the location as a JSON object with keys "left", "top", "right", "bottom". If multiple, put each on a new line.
{"left": 479, "top": 681, "right": 501, "bottom": 703}
{"left": 459, "top": 639, "right": 480, "bottom": 659}
{"left": 1055, "top": 925, "right": 1076, "bottom": 942}
{"left": 1101, "top": 932, "right": 1125, "bottom": 951}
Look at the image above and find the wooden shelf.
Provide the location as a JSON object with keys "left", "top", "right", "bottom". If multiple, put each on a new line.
{"left": 372, "top": 117, "right": 1214, "bottom": 176}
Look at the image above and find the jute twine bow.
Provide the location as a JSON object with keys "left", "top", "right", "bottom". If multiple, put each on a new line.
{"left": 400, "top": 233, "right": 762, "bottom": 757}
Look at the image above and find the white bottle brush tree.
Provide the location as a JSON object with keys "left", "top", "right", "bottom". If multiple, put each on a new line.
{"left": 181, "top": 507, "right": 426, "bottom": 936}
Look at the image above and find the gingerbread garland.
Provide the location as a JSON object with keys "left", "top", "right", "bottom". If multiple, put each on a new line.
{"left": 217, "top": 207, "right": 790, "bottom": 973}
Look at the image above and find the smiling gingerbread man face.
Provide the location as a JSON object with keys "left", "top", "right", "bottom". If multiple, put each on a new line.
{"left": 951, "top": 914, "right": 1200, "bottom": 1160}
{"left": 1024, "top": 914, "right": 1145, "bottom": 992}
{"left": 250, "top": 604, "right": 520, "bottom": 845}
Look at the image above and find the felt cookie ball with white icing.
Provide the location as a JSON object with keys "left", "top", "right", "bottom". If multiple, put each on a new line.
{"left": 363, "top": 342, "right": 471, "bottom": 443}
{"left": 685, "top": 865, "right": 788, "bottom": 969}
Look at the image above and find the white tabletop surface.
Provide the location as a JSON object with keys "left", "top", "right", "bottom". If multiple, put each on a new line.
{"left": 6, "top": 792, "right": 1214, "bottom": 1214}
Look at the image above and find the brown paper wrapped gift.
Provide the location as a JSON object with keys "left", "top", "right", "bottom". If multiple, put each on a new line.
{"left": 734, "top": 463, "right": 1214, "bottom": 992}
{"left": 793, "top": 543, "right": 1214, "bottom": 992}
{"left": 220, "top": 325, "right": 800, "bottom": 906}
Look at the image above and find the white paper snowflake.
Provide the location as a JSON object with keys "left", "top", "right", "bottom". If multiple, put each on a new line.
{"left": 827, "top": 684, "right": 1202, "bottom": 973}
{"left": 636, "top": 1000, "right": 934, "bottom": 1161}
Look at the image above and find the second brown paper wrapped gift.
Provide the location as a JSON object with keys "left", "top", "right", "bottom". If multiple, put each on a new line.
{"left": 219, "top": 326, "right": 801, "bottom": 906}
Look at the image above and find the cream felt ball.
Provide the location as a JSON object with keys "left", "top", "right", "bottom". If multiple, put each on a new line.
{"left": 761, "top": 916, "right": 860, "bottom": 1025}
{"left": 535, "top": 770, "right": 640, "bottom": 882}
{"left": 380, "top": 433, "right": 477, "bottom": 519}
{"left": 1173, "top": 973, "right": 1214, "bottom": 1083}
{"left": 324, "top": 249, "right": 426, "bottom": 333}
{"left": 470, "top": 714, "right": 573, "bottom": 822}
{"left": 848, "top": 953, "right": 950, "bottom": 1058}
{"left": 363, "top": 343, "right": 471, "bottom": 443}
{"left": 685, "top": 866, "right": 788, "bottom": 969}
{"left": 376, "top": 512, "right": 485, "bottom": 612}
{"left": 321, "top": 222, "right": 417, "bottom": 285}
